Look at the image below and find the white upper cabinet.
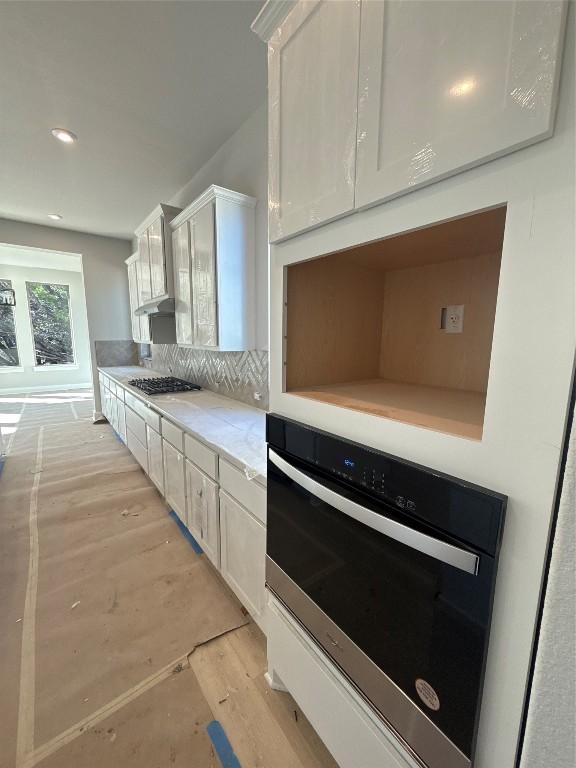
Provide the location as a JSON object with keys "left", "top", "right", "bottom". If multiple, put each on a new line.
{"left": 255, "top": 0, "right": 566, "bottom": 241}
{"left": 354, "top": 0, "right": 568, "bottom": 209}
{"left": 134, "top": 204, "right": 181, "bottom": 306}
{"left": 169, "top": 186, "right": 257, "bottom": 351}
{"left": 191, "top": 201, "right": 218, "bottom": 348}
{"left": 172, "top": 220, "right": 194, "bottom": 346}
{"left": 267, "top": 0, "right": 361, "bottom": 242}
{"left": 148, "top": 216, "right": 166, "bottom": 299}
{"left": 137, "top": 231, "right": 152, "bottom": 304}
{"left": 126, "top": 252, "right": 151, "bottom": 344}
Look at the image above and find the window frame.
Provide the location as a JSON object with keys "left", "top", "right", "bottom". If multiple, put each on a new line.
{"left": 25, "top": 280, "right": 77, "bottom": 369}
{"left": 0, "top": 277, "right": 24, "bottom": 372}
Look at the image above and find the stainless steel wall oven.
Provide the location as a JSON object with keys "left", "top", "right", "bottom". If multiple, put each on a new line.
{"left": 266, "top": 415, "right": 506, "bottom": 768}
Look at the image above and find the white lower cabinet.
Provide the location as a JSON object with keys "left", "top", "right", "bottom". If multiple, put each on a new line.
{"left": 186, "top": 460, "right": 220, "bottom": 567}
{"left": 267, "top": 597, "right": 418, "bottom": 768}
{"left": 147, "top": 425, "right": 164, "bottom": 494}
{"left": 163, "top": 439, "right": 187, "bottom": 522}
{"left": 116, "top": 400, "right": 126, "bottom": 442}
{"left": 101, "top": 375, "right": 268, "bottom": 634}
{"left": 99, "top": 383, "right": 107, "bottom": 419}
{"left": 219, "top": 490, "right": 266, "bottom": 629}
{"left": 127, "top": 428, "right": 148, "bottom": 473}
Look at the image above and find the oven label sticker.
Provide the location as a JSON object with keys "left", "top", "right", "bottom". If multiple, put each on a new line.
{"left": 415, "top": 679, "right": 440, "bottom": 711}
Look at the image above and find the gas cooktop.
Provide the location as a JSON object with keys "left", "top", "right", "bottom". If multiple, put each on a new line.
{"left": 128, "top": 377, "right": 201, "bottom": 395}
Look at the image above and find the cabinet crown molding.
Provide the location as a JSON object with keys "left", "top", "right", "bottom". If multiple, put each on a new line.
{"left": 134, "top": 203, "right": 182, "bottom": 237}
{"left": 251, "top": 0, "right": 297, "bottom": 42}
{"left": 170, "top": 185, "right": 257, "bottom": 229}
{"left": 125, "top": 251, "right": 138, "bottom": 266}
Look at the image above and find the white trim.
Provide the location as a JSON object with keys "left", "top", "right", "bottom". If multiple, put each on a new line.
{"left": 33, "top": 364, "right": 79, "bottom": 372}
{"left": 0, "top": 366, "right": 25, "bottom": 374}
{"left": 125, "top": 251, "right": 138, "bottom": 266}
{"left": 134, "top": 204, "right": 181, "bottom": 236}
{"left": 170, "top": 185, "right": 257, "bottom": 229}
{"left": 0, "top": 382, "right": 92, "bottom": 395}
{"left": 251, "top": 0, "right": 297, "bottom": 42}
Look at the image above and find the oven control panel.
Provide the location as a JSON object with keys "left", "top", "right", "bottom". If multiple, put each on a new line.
{"left": 266, "top": 412, "right": 507, "bottom": 557}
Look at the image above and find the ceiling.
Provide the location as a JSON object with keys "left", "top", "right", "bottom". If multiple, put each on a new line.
{"left": 0, "top": 0, "right": 266, "bottom": 240}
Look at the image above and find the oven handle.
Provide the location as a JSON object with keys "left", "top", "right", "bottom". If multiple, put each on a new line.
{"left": 269, "top": 450, "right": 479, "bottom": 576}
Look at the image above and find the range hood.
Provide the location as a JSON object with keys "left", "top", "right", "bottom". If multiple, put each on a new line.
{"left": 135, "top": 296, "right": 175, "bottom": 316}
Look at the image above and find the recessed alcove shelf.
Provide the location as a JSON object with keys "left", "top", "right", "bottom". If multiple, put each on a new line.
{"left": 284, "top": 206, "right": 507, "bottom": 439}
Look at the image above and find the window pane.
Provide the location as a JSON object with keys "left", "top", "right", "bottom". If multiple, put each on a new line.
{"left": 26, "top": 282, "right": 75, "bottom": 366}
{"left": 0, "top": 278, "right": 20, "bottom": 367}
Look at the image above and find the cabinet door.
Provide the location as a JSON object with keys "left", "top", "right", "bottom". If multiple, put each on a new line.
{"left": 137, "top": 231, "right": 152, "bottom": 305}
{"left": 191, "top": 202, "right": 218, "bottom": 348}
{"left": 172, "top": 221, "right": 194, "bottom": 345}
{"left": 110, "top": 393, "right": 118, "bottom": 431}
{"left": 268, "top": 0, "right": 361, "bottom": 241}
{"left": 99, "top": 383, "right": 106, "bottom": 418}
{"left": 147, "top": 425, "right": 164, "bottom": 494}
{"left": 117, "top": 400, "right": 126, "bottom": 442}
{"left": 186, "top": 461, "right": 220, "bottom": 567}
{"left": 148, "top": 217, "right": 166, "bottom": 299}
{"left": 220, "top": 491, "right": 266, "bottom": 620}
{"left": 355, "top": 0, "right": 567, "bottom": 209}
{"left": 163, "top": 439, "right": 186, "bottom": 521}
{"left": 127, "top": 261, "right": 142, "bottom": 343}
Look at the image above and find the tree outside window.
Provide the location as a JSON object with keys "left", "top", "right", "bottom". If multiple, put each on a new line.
{"left": 0, "top": 278, "right": 20, "bottom": 367}
{"left": 26, "top": 282, "right": 75, "bottom": 366}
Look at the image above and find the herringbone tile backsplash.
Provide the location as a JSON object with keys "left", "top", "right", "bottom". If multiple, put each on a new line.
{"left": 150, "top": 345, "right": 269, "bottom": 409}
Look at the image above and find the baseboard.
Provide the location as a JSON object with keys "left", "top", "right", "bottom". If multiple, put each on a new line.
{"left": 264, "top": 670, "right": 289, "bottom": 693}
{"left": 0, "top": 382, "right": 93, "bottom": 395}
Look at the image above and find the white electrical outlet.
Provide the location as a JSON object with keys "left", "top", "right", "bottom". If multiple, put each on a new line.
{"left": 441, "top": 304, "right": 465, "bottom": 334}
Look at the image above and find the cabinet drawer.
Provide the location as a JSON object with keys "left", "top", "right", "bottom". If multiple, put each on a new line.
{"left": 115, "top": 384, "right": 125, "bottom": 401}
{"left": 219, "top": 459, "right": 266, "bottom": 525}
{"left": 125, "top": 391, "right": 161, "bottom": 431}
{"left": 184, "top": 433, "right": 218, "bottom": 480}
{"left": 161, "top": 418, "right": 184, "bottom": 452}
{"left": 125, "top": 406, "right": 147, "bottom": 446}
{"left": 127, "top": 429, "right": 148, "bottom": 473}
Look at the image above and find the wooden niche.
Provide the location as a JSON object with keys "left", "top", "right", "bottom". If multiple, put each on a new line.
{"left": 285, "top": 206, "right": 507, "bottom": 439}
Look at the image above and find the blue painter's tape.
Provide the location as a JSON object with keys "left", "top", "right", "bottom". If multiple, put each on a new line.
{"left": 207, "top": 720, "right": 242, "bottom": 768}
{"left": 168, "top": 509, "right": 203, "bottom": 554}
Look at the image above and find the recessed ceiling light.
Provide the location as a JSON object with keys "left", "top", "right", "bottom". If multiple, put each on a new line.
{"left": 47, "top": 214, "right": 63, "bottom": 221}
{"left": 449, "top": 78, "right": 477, "bottom": 98}
{"left": 51, "top": 128, "right": 77, "bottom": 144}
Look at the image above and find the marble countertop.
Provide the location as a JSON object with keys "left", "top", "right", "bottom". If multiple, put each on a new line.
{"left": 99, "top": 366, "right": 267, "bottom": 484}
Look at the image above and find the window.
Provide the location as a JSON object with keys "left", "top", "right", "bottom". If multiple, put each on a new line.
{"left": 0, "top": 279, "right": 20, "bottom": 367}
{"left": 26, "top": 282, "right": 75, "bottom": 366}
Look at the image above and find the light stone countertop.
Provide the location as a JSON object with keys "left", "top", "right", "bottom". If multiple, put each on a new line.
{"left": 98, "top": 366, "right": 267, "bottom": 484}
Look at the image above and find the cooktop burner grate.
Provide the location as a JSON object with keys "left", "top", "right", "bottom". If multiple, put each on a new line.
{"left": 128, "top": 376, "right": 201, "bottom": 395}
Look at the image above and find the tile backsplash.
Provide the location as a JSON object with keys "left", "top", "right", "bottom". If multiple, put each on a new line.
{"left": 94, "top": 340, "right": 139, "bottom": 367}
{"left": 150, "top": 345, "right": 269, "bottom": 409}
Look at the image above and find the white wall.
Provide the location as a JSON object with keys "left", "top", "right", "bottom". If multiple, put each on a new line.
{"left": 0, "top": 262, "right": 92, "bottom": 392}
{"left": 0, "top": 219, "right": 132, "bottom": 411}
{"left": 168, "top": 104, "right": 268, "bottom": 350}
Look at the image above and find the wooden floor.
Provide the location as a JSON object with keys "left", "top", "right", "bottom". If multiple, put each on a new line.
{"left": 0, "top": 389, "right": 337, "bottom": 768}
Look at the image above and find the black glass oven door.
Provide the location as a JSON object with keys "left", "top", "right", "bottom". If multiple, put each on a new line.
{"left": 267, "top": 448, "right": 496, "bottom": 761}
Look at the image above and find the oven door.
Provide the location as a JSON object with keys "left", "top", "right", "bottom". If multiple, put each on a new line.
{"left": 267, "top": 448, "right": 495, "bottom": 768}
